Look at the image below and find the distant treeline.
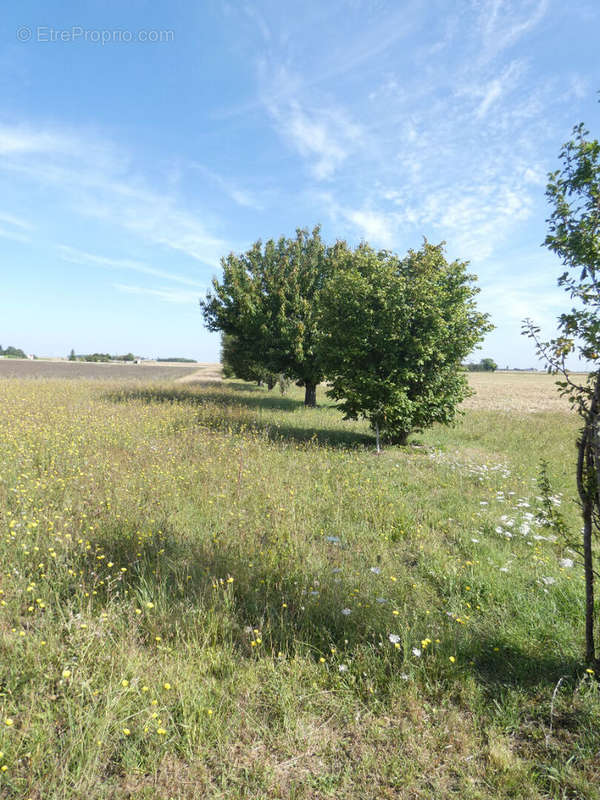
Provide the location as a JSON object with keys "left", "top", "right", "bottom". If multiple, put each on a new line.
{"left": 68, "top": 351, "right": 197, "bottom": 363}
{"left": 0, "top": 345, "right": 28, "bottom": 358}
{"left": 156, "top": 357, "right": 197, "bottom": 363}
{"left": 70, "top": 351, "right": 136, "bottom": 362}
{"left": 463, "top": 358, "right": 497, "bottom": 372}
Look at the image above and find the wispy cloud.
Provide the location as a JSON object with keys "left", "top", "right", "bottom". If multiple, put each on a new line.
{"left": 0, "top": 225, "right": 30, "bottom": 244}
{"left": 324, "top": 171, "right": 535, "bottom": 261}
{"left": 113, "top": 283, "right": 204, "bottom": 304}
{"left": 267, "top": 98, "right": 364, "bottom": 180}
{"left": 478, "top": 0, "right": 549, "bottom": 61}
{"left": 0, "top": 211, "right": 33, "bottom": 230}
{"left": 329, "top": 204, "right": 399, "bottom": 248}
{"left": 258, "top": 57, "right": 365, "bottom": 181}
{"left": 58, "top": 245, "right": 206, "bottom": 288}
{"left": 474, "top": 60, "right": 524, "bottom": 118}
{"left": 0, "top": 122, "right": 231, "bottom": 265}
{"left": 565, "top": 73, "right": 588, "bottom": 101}
{"left": 0, "top": 210, "right": 32, "bottom": 243}
{"left": 189, "top": 164, "right": 263, "bottom": 210}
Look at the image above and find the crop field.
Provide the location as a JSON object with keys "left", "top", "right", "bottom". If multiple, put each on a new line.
{"left": 0, "top": 371, "right": 598, "bottom": 799}
{"left": 0, "top": 359, "right": 209, "bottom": 382}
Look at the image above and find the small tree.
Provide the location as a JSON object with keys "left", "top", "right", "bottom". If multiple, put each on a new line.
{"left": 319, "top": 240, "right": 492, "bottom": 451}
{"left": 523, "top": 120, "right": 600, "bottom": 667}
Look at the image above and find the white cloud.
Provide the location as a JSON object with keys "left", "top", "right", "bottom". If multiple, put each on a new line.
{"left": 0, "top": 211, "right": 33, "bottom": 230}
{"left": 0, "top": 225, "right": 30, "bottom": 244}
{"left": 58, "top": 245, "right": 206, "bottom": 288}
{"left": 270, "top": 100, "right": 364, "bottom": 180}
{"left": 462, "top": 59, "right": 525, "bottom": 119}
{"left": 0, "top": 210, "right": 32, "bottom": 243}
{"left": 0, "top": 122, "right": 231, "bottom": 266}
{"left": 478, "top": 0, "right": 549, "bottom": 61}
{"left": 0, "top": 125, "right": 73, "bottom": 157}
{"left": 189, "top": 163, "right": 263, "bottom": 210}
{"left": 113, "top": 283, "right": 204, "bottom": 304}
{"left": 566, "top": 74, "right": 588, "bottom": 101}
{"left": 342, "top": 208, "right": 398, "bottom": 248}
{"left": 260, "top": 62, "right": 364, "bottom": 180}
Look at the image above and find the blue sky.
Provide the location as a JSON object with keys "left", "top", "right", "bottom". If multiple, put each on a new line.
{"left": 1, "top": 0, "right": 598, "bottom": 365}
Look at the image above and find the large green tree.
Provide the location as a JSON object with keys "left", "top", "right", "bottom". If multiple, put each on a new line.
{"left": 319, "top": 240, "right": 492, "bottom": 451}
{"left": 202, "top": 227, "right": 345, "bottom": 406}
{"left": 220, "top": 333, "right": 277, "bottom": 388}
{"left": 523, "top": 120, "right": 600, "bottom": 667}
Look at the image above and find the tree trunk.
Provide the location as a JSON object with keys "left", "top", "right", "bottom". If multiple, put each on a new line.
{"left": 577, "top": 375, "right": 599, "bottom": 666}
{"left": 375, "top": 421, "right": 381, "bottom": 454}
{"left": 267, "top": 376, "right": 275, "bottom": 390}
{"left": 396, "top": 430, "right": 409, "bottom": 446}
{"left": 583, "top": 484, "right": 595, "bottom": 664}
{"left": 304, "top": 382, "right": 317, "bottom": 407}
{"left": 585, "top": 373, "right": 600, "bottom": 665}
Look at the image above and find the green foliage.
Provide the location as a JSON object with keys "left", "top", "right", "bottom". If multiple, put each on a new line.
{"left": 1, "top": 375, "right": 598, "bottom": 797}
{"left": 155, "top": 357, "right": 196, "bottom": 363}
{"left": 546, "top": 124, "right": 600, "bottom": 363}
{"left": 523, "top": 113, "right": 600, "bottom": 665}
{"left": 466, "top": 358, "right": 498, "bottom": 372}
{"left": 0, "top": 344, "right": 27, "bottom": 359}
{"left": 536, "top": 459, "right": 570, "bottom": 541}
{"left": 76, "top": 352, "right": 140, "bottom": 362}
{"left": 201, "top": 226, "right": 347, "bottom": 405}
{"left": 220, "top": 333, "right": 276, "bottom": 385}
{"left": 82, "top": 353, "right": 112, "bottom": 362}
{"left": 319, "top": 240, "right": 493, "bottom": 446}
{"left": 524, "top": 121, "right": 600, "bottom": 390}
{"left": 530, "top": 117, "right": 600, "bottom": 426}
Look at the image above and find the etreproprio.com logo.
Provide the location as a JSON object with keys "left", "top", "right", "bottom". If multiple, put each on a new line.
{"left": 16, "top": 26, "right": 175, "bottom": 44}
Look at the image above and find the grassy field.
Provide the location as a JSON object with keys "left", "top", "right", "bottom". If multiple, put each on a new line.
{"left": 0, "top": 370, "right": 598, "bottom": 799}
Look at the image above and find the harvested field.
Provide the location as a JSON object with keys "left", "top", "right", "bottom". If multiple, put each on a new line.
{"left": 0, "top": 359, "right": 218, "bottom": 382}
{"left": 463, "top": 370, "right": 586, "bottom": 413}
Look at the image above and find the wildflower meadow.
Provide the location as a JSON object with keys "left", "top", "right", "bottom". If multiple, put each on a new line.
{"left": 0, "top": 370, "right": 598, "bottom": 798}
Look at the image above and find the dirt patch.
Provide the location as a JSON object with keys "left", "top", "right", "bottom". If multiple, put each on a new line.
{"left": 175, "top": 363, "right": 223, "bottom": 383}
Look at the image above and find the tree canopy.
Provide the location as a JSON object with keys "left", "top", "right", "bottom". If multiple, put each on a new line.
{"left": 220, "top": 333, "right": 277, "bottom": 388}
{"left": 524, "top": 118, "right": 600, "bottom": 666}
{"left": 0, "top": 345, "right": 27, "bottom": 359}
{"left": 201, "top": 226, "right": 346, "bottom": 406}
{"left": 319, "top": 240, "right": 492, "bottom": 450}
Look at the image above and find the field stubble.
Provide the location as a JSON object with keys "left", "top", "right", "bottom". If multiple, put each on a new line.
{"left": 0, "top": 370, "right": 598, "bottom": 799}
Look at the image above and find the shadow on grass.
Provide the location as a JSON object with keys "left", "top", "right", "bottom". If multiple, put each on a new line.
{"left": 76, "top": 518, "right": 380, "bottom": 658}
{"left": 72, "top": 517, "right": 586, "bottom": 698}
{"left": 105, "top": 382, "right": 304, "bottom": 412}
{"left": 455, "top": 635, "right": 581, "bottom": 690}
{"left": 104, "top": 384, "right": 375, "bottom": 449}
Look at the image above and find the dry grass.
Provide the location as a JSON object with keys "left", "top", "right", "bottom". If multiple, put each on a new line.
{"left": 462, "top": 371, "right": 588, "bottom": 414}
{"left": 175, "top": 363, "right": 223, "bottom": 383}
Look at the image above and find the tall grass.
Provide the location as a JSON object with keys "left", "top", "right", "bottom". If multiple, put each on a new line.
{"left": 0, "top": 376, "right": 598, "bottom": 799}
